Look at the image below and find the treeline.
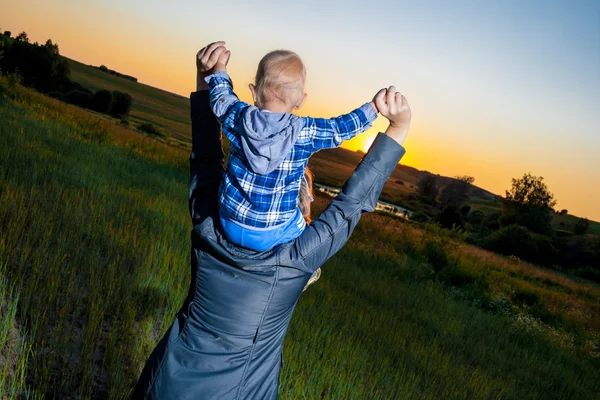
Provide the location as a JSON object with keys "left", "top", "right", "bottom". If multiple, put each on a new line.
{"left": 410, "top": 172, "right": 600, "bottom": 281}
{"left": 95, "top": 64, "right": 137, "bottom": 83}
{"left": 0, "top": 31, "right": 132, "bottom": 118}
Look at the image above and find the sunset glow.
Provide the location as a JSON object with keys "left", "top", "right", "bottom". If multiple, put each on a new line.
{"left": 3, "top": 0, "right": 599, "bottom": 220}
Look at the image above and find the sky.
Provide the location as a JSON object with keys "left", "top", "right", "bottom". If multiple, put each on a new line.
{"left": 3, "top": 0, "right": 600, "bottom": 220}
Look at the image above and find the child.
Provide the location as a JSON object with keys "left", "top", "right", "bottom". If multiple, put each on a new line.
{"left": 204, "top": 47, "right": 381, "bottom": 252}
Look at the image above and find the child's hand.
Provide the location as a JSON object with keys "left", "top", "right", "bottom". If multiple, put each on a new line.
{"left": 376, "top": 86, "right": 411, "bottom": 128}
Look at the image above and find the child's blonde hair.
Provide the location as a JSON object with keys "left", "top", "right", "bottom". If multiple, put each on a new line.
{"left": 254, "top": 50, "right": 306, "bottom": 108}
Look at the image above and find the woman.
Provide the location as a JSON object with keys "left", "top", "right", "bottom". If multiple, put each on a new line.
{"left": 132, "top": 43, "right": 411, "bottom": 399}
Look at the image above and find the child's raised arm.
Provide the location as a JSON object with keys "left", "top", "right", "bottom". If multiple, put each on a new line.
{"left": 197, "top": 43, "right": 248, "bottom": 139}
{"left": 301, "top": 88, "right": 386, "bottom": 153}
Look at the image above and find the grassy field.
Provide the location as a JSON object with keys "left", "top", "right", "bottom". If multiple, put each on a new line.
{"left": 1, "top": 77, "right": 599, "bottom": 399}
{"left": 67, "top": 59, "right": 193, "bottom": 148}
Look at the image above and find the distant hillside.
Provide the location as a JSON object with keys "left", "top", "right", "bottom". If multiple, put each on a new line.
{"left": 94, "top": 64, "right": 138, "bottom": 82}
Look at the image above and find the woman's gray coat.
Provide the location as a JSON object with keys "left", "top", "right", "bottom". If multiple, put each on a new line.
{"left": 132, "top": 91, "right": 406, "bottom": 399}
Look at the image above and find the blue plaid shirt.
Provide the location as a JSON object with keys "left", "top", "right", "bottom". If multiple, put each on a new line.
{"left": 206, "top": 71, "right": 377, "bottom": 228}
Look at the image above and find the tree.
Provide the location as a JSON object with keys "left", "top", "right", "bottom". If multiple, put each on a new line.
{"left": 91, "top": 89, "right": 113, "bottom": 113}
{"left": 574, "top": 218, "right": 590, "bottom": 235}
{"left": 66, "top": 89, "right": 93, "bottom": 108}
{"left": 0, "top": 36, "right": 70, "bottom": 92}
{"left": 3, "top": 31, "right": 12, "bottom": 38}
{"left": 44, "top": 39, "right": 59, "bottom": 56}
{"left": 558, "top": 209, "right": 568, "bottom": 215}
{"left": 439, "top": 175, "right": 474, "bottom": 208}
{"left": 416, "top": 175, "right": 439, "bottom": 205}
{"left": 505, "top": 173, "right": 556, "bottom": 210}
{"left": 109, "top": 91, "right": 132, "bottom": 117}
{"left": 502, "top": 173, "right": 556, "bottom": 236}
{"left": 15, "top": 32, "right": 29, "bottom": 43}
{"left": 456, "top": 175, "right": 475, "bottom": 185}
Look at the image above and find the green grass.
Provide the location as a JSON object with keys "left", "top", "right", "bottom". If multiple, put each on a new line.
{"left": 1, "top": 80, "right": 599, "bottom": 399}
{"left": 552, "top": 213, "right": 600, "bottom": 235}
{"left": 67, "top": 58, "right": 192, "bottom": 148}
{"left": 0, "top": 260, "right": 33, "bottom": 399}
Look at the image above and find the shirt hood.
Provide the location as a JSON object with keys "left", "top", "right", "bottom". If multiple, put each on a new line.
{"left": 240, "top": 107, "right": 304, "bottom": 175}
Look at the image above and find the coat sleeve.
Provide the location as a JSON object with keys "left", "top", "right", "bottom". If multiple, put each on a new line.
{"left": 293, "top": 133, "right": 406, "bottom": 272}
{"left": 189, "top": 91, "right": 225, "bottom": 227}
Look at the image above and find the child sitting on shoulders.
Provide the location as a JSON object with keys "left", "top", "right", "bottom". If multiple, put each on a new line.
{"left": 204, "top": 45, "right": 383, "bottom": 252}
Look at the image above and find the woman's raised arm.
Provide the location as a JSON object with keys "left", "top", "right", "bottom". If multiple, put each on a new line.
{"left": 293, "top": 88, "right": 411, "bottom": 270}
{"left": 188, "top": 43, "right": 232, "bottom": 226}
{"left": 293, "top": 133, "right": 405, "bottom": 269}
{"left": 188, "top": 91, "right": 224, "bottom": 226}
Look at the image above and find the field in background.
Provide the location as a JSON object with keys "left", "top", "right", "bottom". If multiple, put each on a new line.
{"left": 1, "top": 77, "right": 599, "bottom": 399}
{"left": 67, "top": 59, "right": 192, "bottom": 148}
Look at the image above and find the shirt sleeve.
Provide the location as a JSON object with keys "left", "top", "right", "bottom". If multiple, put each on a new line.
{"left": 189, "top": 90, "right": 225, "bottom": 227}
{"left": 292, "top": 133, "right": 406, "bottom": 272}
{"left": 301, "top": 103, "right": 378, "bottom": 153}
{"left": 204, "top": 70, "right": 249, "bottom": 142}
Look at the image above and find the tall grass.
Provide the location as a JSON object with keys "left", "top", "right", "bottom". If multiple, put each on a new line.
{"left": 1, "top": 82, "right": 190, "bottom": 397}
{"left": 0, "top": 80, "right": 598, "bottom": 398}
{"left": 0, "top": 260, "right": 34, "bottom": 399}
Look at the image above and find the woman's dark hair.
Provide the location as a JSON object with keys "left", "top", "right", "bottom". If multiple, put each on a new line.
{"left": 299, "top": 167, "right": 313, "bottom": 224}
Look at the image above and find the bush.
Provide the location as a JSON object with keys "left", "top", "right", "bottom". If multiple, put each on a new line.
{"left": 66, "top": 89, "right": 93, "bottom": 108}
{"left": 47, "top": 90, "right": 67, "bottom": 102}
{"left": 574, "top": 218, "right": 590, "bottom": 235}
{"left": 514, "top": 207, "right": 554, "bottom": 236}
{"left": 484, "top": 212, "right": 501, "bottom": 231}
{"left": 437, "top": 205, "right": 464, "bottom": 230}
{"left": 483, "top": 225, "right": 538, "bottom": 261}
{"left": 410, "top": 212, "right": 430, "bottom": 223}
{"left": 422, "top": 235, "right": 454, "bottom": 272}
{"left": 530, "top": 232, "right": 558, "bottom": 265}
{"left": 553, "top": 235, "right": 599, "bottom": 270}
{"left": 109, "top": 91, "right": 132, "bottom": 118}
{"left": 91, "top": 89, "right": 113, "bottom": 113}
{"left": 137, "top": 122, "right": 163, "bottom": 137}
{"left": 483, "top": 225, "right": 559, "bottom": 265}
{"left": 469, "top": 210, "right": 486, "bottom": 226}
{"left": 572, "top": 267, "right": 600, "bottom": 283}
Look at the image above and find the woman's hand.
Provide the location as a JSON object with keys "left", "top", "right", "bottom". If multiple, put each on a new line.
{"left": 196, "top": 41, "right": 231, "bottom": 91}
{"left": 376, "top": 86, "right": 411, "bottom": 145}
